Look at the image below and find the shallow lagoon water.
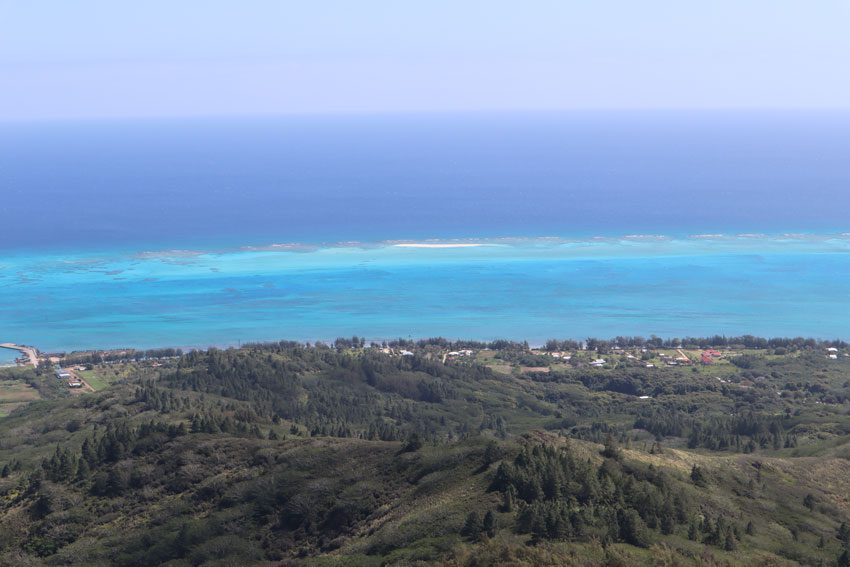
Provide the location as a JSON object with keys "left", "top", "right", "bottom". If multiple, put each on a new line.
{"left": 1, "top": 235, "right": 848, "bottom": 351}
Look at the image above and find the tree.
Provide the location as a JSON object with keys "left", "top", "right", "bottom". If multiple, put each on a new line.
{"left": 402, "top": 432, "right": 423, "bottom": 453}
{"left": 839, "top": 549, "right": 850, "bottom": 567}
{"left": 803, "top": 493, "right": 816, "bottom": 511}
{"left": 483, "top": 441, "right": 500, "bottom": 465}
{"left": 31, "top": 493, "right": 52, "bottom": 520}
{"left": 690, "top": 465, "right": 707, "bottom": 487}
{"left": 688, "top": 521, "right": 699, "bottom": 541}
{"left": 838, "top": 522, "right": 850, "bottom": 544}
{"left": 724, "top": 529, "right": 737, "bottom": 551}
{"left": 483, "top": 511, "right": 497, "bottom": 538}
{"left": 75, "top": 459, "right": 90, "bottom": 482}
{"left": 462, "top": 511, "right": 483, "bottom": 541}
{"left": 601, "top": 433, "right": 620, "bottom": 460}
{"left": 618, "top": 509, "right": 652, "bottom": 548}
{"left": 501, "top": 488, "right": 514, "bottom": 513}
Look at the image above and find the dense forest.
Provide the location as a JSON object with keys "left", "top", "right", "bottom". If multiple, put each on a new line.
{"left": 0, "top": 338, "right": 850, "bottom": 565}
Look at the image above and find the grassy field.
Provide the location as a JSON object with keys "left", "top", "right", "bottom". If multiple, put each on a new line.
{"left": 0, "top": 381, "right": 40, "bottom": 416}
{"left": 75, "top": 369, "right": 111, "bottom": 391}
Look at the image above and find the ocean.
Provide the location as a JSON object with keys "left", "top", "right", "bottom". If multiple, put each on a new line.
{"left": 1, "top": 111, "right": 849, "bottom": 351}
{"left": 0, "top": 347, "right": 18, "bottom": 366}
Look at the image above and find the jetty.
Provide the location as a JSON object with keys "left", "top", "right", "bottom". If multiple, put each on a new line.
{"left": 0, "top": 343, "right": 38, "bottom": 368}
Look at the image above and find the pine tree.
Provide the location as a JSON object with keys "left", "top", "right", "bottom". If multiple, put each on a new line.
{"left": 838, "top": 522, "right": 850, "bottom": 544}
{"left": 601, "top": 433, "right": 620, "bottom": 460}
{"left": 688, "top": 521, "right": 699, "bottom": 541}
{"left": 501, "top": 488, "right": 515, "bottom": 513}
{"left": 462, "top": 511, "right": 483, "bottom": 541}
{"left": 690, "top": 464, "right": 707, "bottom": 487}
{"left": 724, "top": 529, "right": 736, "bottom": 551}
{"left": 483, "top": 511, "right": 497, "bottom": 538}
{"left": 803, "top": 493, "right": 816, "bottom": 511}
{"left": 75, "top": 459, "right": 90, "bottom": 482}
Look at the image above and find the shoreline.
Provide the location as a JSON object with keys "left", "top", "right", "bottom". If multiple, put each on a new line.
{"left": 9, "top": 332, "right": 850, "bottom": 364}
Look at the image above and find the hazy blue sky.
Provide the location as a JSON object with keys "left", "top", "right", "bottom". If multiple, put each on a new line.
{"left": 2, "top": 1, "right": 850, "bottom": 120}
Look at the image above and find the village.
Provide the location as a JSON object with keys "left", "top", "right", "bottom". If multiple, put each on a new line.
{"left": 2, "top": 339, "right": 849, "bottom": 399}
{"left": 371, "top": 339, "right": 850, "bottom": 378}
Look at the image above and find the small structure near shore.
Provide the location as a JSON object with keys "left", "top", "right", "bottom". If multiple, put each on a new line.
{"left": 55, "top": 368, "right": 72, "bottom": 380}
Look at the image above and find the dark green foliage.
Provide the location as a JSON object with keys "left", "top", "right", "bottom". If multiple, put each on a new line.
{"left": 0, "top": 340, "right": 847, "bottom": 564}
{"left": 491, "top": 443, "right": 687, "bottom": 547}
{"left": 462, "top": 512, "right": 483, "bottom": 541}
{"left": 483, "top": 511, "right": 497, "bottom": 538}
{"left": 838, "top": 521, "right": 850, "bottom": 544}
{"left": 690, "top": 465, "right": 708, "bottom": 487}
{"left": 804, "top": 493, "right": 816, "bottom": 510}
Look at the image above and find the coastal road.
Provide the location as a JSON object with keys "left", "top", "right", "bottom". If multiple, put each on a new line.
{"left": 0, "top": 343, "right": 38, "bottom": 368}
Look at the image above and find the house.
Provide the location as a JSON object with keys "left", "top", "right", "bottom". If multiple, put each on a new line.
{"left": 829, "top": 354, "right": 838, "bottom": 360}
{"left": 827, "top": 347, "right": 839, "bottom": 352}
{"left": 68, "top": 380, "right": 83, "bottom": 388}
{"left": 400, "top": 350, "right": 414, "bottom": 356}
{"left": 590, "top": 358, "right": 606, "bottom": 367}
{"left": 55, "top": 368, "right": 72, "bottom": 380}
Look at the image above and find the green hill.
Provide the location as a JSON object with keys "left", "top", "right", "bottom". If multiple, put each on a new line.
{"left": 0, "top": 341, "right": 849, "bottom": 565}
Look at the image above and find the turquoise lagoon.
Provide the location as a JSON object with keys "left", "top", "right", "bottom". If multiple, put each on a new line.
{"left": 1, "top": 234, "right": 848, "bottom": 352}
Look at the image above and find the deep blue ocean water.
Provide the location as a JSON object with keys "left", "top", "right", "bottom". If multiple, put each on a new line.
{"left": 1, "top": 112, "right": 849, "bottom": 351}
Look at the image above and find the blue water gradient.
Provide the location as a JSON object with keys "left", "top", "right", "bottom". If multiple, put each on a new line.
{"left": 3, "top": 112, "right": 850, "bottom": 253}
{"left": 2, "top": 113, "right": 850, "bottom": 350}
{"left": 1, "top": 235, "right": 849, "bottom": 351}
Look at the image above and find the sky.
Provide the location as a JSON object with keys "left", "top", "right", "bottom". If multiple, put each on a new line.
{"left": 1, "top": 1, "right": 850, "bottom": 120}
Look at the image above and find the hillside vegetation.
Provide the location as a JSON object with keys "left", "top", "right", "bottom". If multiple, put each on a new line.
{"left": 0, "top": 339, "right": 849, "bottom": 565}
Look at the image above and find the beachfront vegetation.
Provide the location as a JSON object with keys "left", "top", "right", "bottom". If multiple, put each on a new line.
{"left": 0, "top": 337, "right": 849, "bottom": 564}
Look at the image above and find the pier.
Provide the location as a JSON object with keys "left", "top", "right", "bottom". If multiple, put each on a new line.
{"left": 0, "top": 343, "right": 38, "bottom": 368}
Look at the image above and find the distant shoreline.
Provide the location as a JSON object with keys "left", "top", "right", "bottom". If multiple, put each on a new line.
{"left": 4, "top": 334, "right": 846, "bottom": 365}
